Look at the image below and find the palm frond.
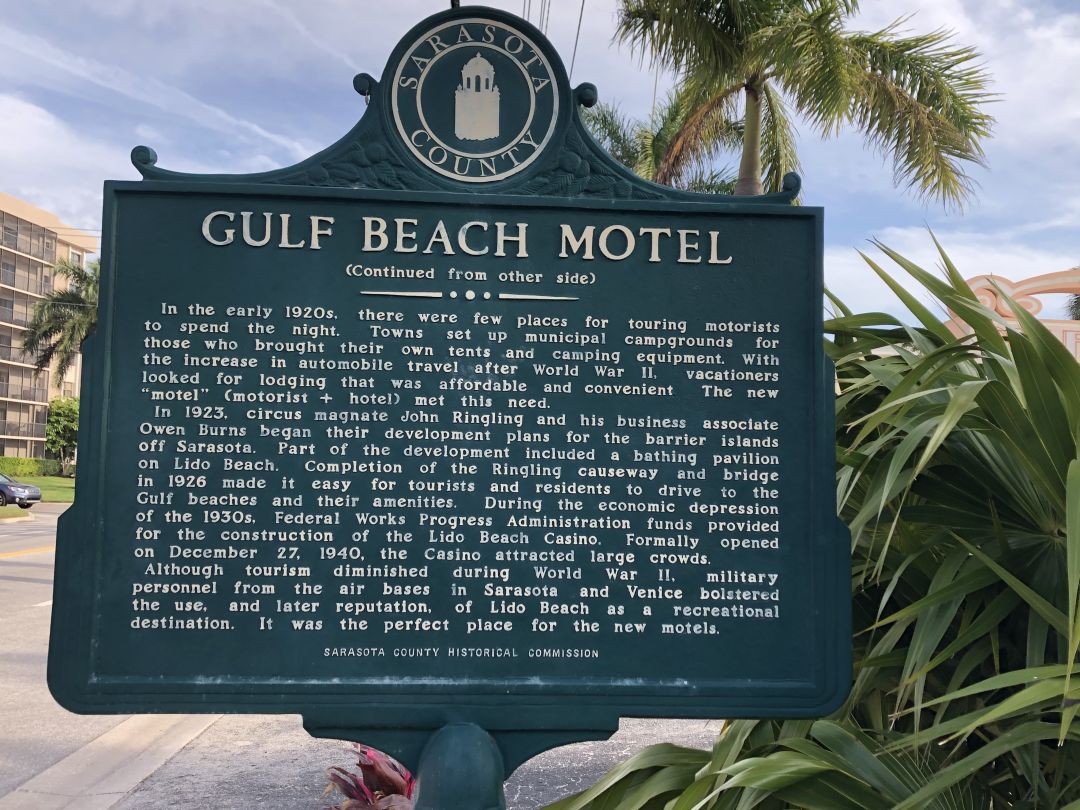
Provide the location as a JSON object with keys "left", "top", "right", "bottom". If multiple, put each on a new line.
{"left": 653, "top": 77, "right": 744, "bottom": 186}
{"left": 581, "top": 86, "right": 740, "bottom": 193}
{"left": 681, "top": 168, "right": 737, "bottom": 195}
{"left": 616, "top": 0, "right": 746, "bottom": 74}
{"left": 752, "top": 2, "right": 857, "bottom": 135}
{"left": 580, "top": 104, "right": 639, "bottom": 169}
{"left": 541, "top": 238, "right": 1080, "bottom": 809}
{"left": 613, "top": 0, "right": 992, "bottom": 205}
{"left": 760, "top": 82, "right": 800, "bottom": 194}
{"left": 845, "top": 26, "right": 995, "bottom": 208}
{"left": 1070, "top": 294, "right": 1080, "bottom": 322}
{"left": 22, "top": 258, "right": 99, "bottom": 380}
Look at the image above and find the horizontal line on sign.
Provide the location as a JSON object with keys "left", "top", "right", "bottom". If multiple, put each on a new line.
{"left": 499, "top": 293, "right": 579, "bottom": 301}
{"left": 360, "top": 290, "right": 443, "bottom": 299}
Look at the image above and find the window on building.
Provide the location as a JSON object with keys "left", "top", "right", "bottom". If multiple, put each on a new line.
{"left": 16, "top": 221, "right": 30, "bottom": 255}
{"left": 11, "top": 293, "right": 29, "bottom": 327}
{"left": 34, "top": 369, "right": 49, "bottom": 400}
{"left": 69, "top": 249, "right": 83, "bottom": 267}
{"left": 0, "top": 252, "right": 14, "bottom": 287}
{"left": 1, "top": 216, "right": 16, "bottom": 250}
{"left": 15, "top": 255, "right": 30, "bottom": 292}
{"left": 25, "top": 259, "right": 45, "bottom": 295}
{"left": 0, "top": 367, "right": 48, "bottom": 402}
{"left": 30, "top": 225, "right": 43, "bottom": 259}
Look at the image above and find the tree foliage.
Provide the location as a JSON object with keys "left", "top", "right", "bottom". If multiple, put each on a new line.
{"left": 544, "top": 240, "right": 1080, "bottom": 808}
{"left": 23, "top": 258, "right": 99, "bottom": 381}
{"left": 46, "top": 397, "right": 79, "bottom": 474}
{"left": 615, "top": 0, "right": 994, "bottom": 202}
{"left": 582, "top": 91, "right": 742, "bottom": 194}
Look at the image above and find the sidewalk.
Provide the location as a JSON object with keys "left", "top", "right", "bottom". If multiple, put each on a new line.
{"left": 97, "top": 715, "right": 722, "bottom": 809}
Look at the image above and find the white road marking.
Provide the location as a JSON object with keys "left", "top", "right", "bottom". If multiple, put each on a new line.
{"left": 33, "top": 600, "right": 52, "bottom": 607}
{"left": 0, "top": 714, "right": 221, "bottom": 809}
{"left": 0, "top": 545, "right": 55, "bottom": 560}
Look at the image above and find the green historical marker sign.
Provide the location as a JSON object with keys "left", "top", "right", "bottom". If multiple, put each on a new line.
{"left": 49, "top": 4, "right": 849, "bottom": 798}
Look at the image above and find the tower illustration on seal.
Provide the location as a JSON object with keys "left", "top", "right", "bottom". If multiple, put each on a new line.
{"left": 455, "top": 53, "right": 500, "bottom": 140}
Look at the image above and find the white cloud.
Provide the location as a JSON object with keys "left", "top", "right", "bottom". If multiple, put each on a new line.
{"left": 0, "top": 95, "right": 285, "bottom": 233}
{"left": 0, "top": 95, "right": 134, "bottom": 231}
{"left": 133, "top": 124, "right": 166, "bottom": 144}
{"left": 249, "top": 0, "right": 361, "bottom": 74}
{"left": 0, "top": 0, "right": 664, "bottom": 176}
{"left": 0, "top": 21, "right": 314, "bottom": 161}
{"left": 827, "top": 226, "right": 1080, "bottom": 319}
{"left": 853, "top": 0, "right": 1080, "bottom": 152}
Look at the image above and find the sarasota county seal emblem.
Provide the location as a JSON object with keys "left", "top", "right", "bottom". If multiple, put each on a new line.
{"left": 391, "top": 16, "right": 560, "bottom": 183}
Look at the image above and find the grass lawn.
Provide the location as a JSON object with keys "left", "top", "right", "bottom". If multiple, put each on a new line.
{"left": 13, "top": 475, "right": 75, "bottom": 503}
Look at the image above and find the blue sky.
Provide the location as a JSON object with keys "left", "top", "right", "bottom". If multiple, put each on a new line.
{"left": 2, "top": 0, "right": 1078, "bottom": 316}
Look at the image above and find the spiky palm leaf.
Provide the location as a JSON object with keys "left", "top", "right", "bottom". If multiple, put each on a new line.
{"left": 543, "top": 239, "right": 1080, "bottom": 809}
{"left": 22, "top": 258, "right": 98, "bottom": 382}
{"left": 616, "top": 0, "right": 993, "bottom": 203}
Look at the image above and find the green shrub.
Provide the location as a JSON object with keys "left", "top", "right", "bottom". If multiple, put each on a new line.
{"left": 46, "top": 397, "right": 79, "bottom": 475}
{"left": 545, "top": 238, "right": 1080, "bottom": 809}
{"left": 0, "top": 457, "right": 63, "bottom": 477}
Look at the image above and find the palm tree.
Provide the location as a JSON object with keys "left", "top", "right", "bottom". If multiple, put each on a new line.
{"left": 1068, "top": 294, "right": 1080, "bottom": 320}
{"left": 582, "top": 87, "right": 748, "bottom": 193}
{"left": 22, "top": 258, "right": 99, "bottom": 381}
{"left": 616, "top": 0, "right": 994, "bottom": 203}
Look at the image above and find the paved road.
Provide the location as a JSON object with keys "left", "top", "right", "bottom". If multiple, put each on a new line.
{"left": 0, "top": 507, "right": 723, "bottom": 808}
{"left": 0, "top": 505, "right": 132, "bottom": 799}
{"left": 0, "top": 502, "right": 63, "bottom": 557}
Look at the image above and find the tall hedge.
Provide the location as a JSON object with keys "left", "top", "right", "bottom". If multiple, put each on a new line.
{"left": 0, "top": 457, "right": 62, "bottom": 477}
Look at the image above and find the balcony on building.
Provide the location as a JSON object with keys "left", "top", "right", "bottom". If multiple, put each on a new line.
{"left": 0, "top": 193, "right": 97, "bottom": 458}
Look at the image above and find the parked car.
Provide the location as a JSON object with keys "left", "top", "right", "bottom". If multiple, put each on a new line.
{"left": 0, "top": 473, "right": 41, "bottom": 508}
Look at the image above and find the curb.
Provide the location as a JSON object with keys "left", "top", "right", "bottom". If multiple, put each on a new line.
{"left": 0, "top": 715, "right": 221, "bottom": 809}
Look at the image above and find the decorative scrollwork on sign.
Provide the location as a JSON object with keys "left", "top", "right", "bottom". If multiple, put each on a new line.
{"left": 254, "top": 118, "right": 669, "bottom": 199}
{"left": 131, "top": 145, "right": 159, "bottom": 173}
{"left": 128, "top": 31, "right": 800, "bottom": 204}
{"left": 515, "top": 130, "right": 661, "bottom": 200}
{"left": 282, "top": 141, "right": 443, "bottom": 193}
